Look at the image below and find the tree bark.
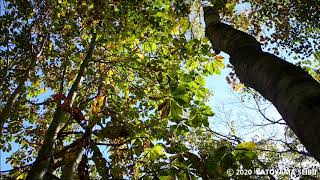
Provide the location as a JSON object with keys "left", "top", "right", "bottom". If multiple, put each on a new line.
{"left": 204, "top": 7, "right": 320, "bottom": 162}
{"left": 60, "top": 131, "right": 91, "bottom": 180}
{"left": 77, "top": 154, "right": 90, "bottom": 180}
{"left": 26, "top": 34, "right": 96, "bottom": 179}
{"left": 60, "top": 147, "right": 85, "bottom": 180}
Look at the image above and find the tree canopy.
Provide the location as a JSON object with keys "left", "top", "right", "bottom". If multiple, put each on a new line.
{"left": 0, "top": 0, "right": 319, "bottom": 179}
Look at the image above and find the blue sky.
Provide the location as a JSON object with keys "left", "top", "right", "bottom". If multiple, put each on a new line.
{"left": 206, "top": 53, "right": 283, "bottom": 139}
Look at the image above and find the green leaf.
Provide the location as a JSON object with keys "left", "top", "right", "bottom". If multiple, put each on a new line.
{"left": 236, "top": 142, "right": 257, "bottom": 151}
{"left": 188, "top": 60, "right": 199, "bottom": 70}
{"left": 154, "top": 12, "right": 165, "bottom": 18}
{"left": 204, "top": 61, "right": 216, "bottom": 75}
{"left": 166, "top": 146, "right": 178, "bottom": 154}
{"left": 244, "top": 151, "right": 257, "bottom": 160}
{"left": 173, "top": 94, "right": 190, "bottom": 106}
{"left": 160, "top": 176, "right": 175, "bottom": 180}
{"left": 149, "top": 144, "right": 166, "bottom": 161}
{"left": 170, "top": 100, "right": 183, "bottom": 120}
{"left": 214, "top": 146, "right": 229, "bottom": 160}
{"left": 177, "top": 124, "right": 190, "bottom": 134}
{"left": 143, "top": 41, "right": 157, "bottom": 52}
{"left": 201, "top": 106, "right": 214, "bottom": 116}
{"left": 195, "top": 76, "right": 206, "bottom": 86}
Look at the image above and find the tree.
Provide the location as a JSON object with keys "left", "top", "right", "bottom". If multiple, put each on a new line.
{"left": 1, "top": 0, "right": 252, "bottom": 179}
{"left": 1, "top": 0, "right": 319, "bottom": 179}
{"left": 204, "top": 6, "right": 320, "bottom": 162}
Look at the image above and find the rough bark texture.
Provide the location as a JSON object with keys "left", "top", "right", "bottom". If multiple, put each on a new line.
{"left": 204, "top": 7, "right": 320, "bottom": 161}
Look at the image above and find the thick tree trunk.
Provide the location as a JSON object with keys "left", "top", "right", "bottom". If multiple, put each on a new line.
{"left": 204, "top": 7, "right": 320, "bottom": 161}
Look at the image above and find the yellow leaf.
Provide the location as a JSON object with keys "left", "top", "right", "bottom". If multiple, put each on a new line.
{"left": 171, "top": 27, "right": 179, "bottom": 35}
{"left": 107, "top": 70, "right": 114, "bottom": 76}
{"left": 40, "top": 88, "right": 47, "bottom": 94}
{"left": 136, "top": 53, "right": 144, "bottom": 59}
{"left": 236, "top": 141, "right": 257, "bottom": 151}
{"left": 48, "top": 42, "right": 53, "bottom": 51}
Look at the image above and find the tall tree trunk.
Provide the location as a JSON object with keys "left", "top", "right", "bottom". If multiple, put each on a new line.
{"left": 204, "top": 7, "right": 320, "bottom": 161}
{"left": 26, "top": 34, "right": 96, "bottom": 179}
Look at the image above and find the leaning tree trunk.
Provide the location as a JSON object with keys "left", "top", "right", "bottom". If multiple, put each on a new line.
{"left": 204, "top": 7, "right": 320, "bottom": 162}
{"left": 26, "top": 34, "right": 96, "bottom": 179}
